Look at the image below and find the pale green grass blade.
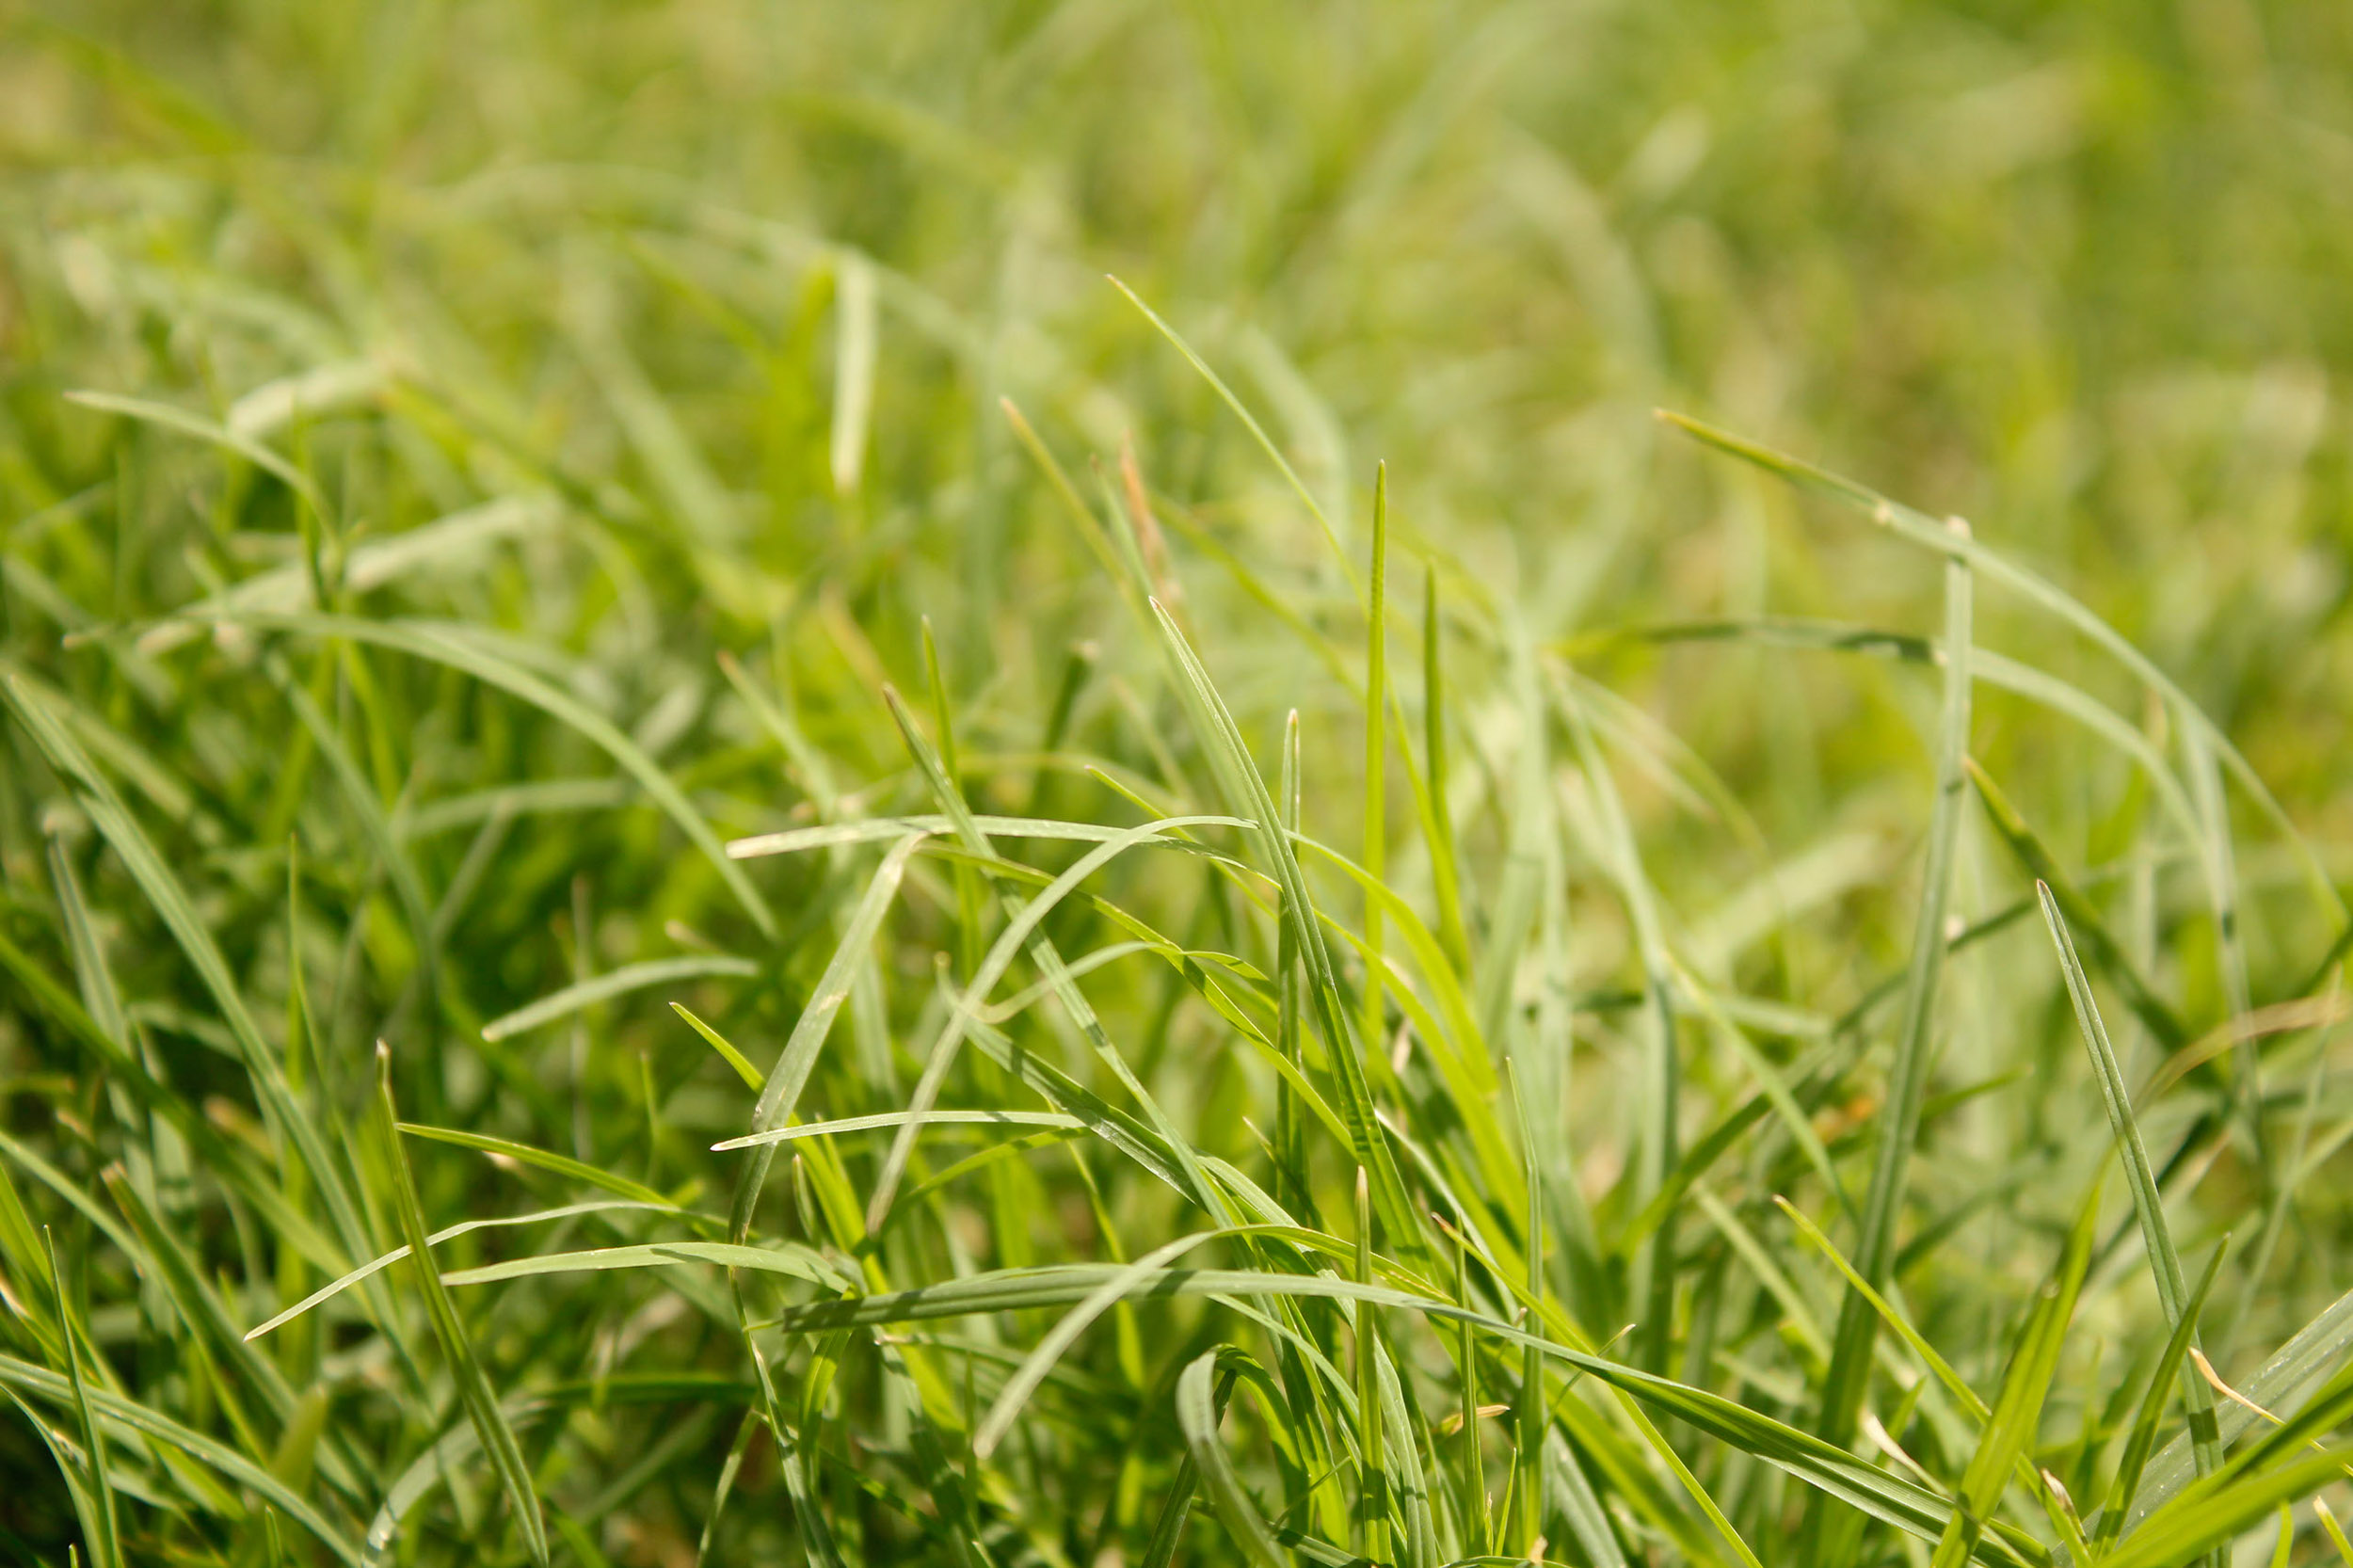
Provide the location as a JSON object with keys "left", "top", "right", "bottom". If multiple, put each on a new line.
{"left": 1658, "top": 411, "right": 2344, "bottom": 932}
{"left": 1176, "top": 1350, "right": 1291, "bottom": 1568}
{"left": 830, "top": 250, "right": 877, "bottom": 497}
{"left": 862, "top": 807, "right": 1241, "bottom": 1231}
{"left": 66, "top": 389, "right": 325, "bottom": 512}
{"left": 729, "top": 832, "right": 926, "bottom": 1240}
{"left": 2316, "top": 1498, "right": 2353, "bottom": 1564}
{"left": 714, "top": 1109, "right": 1083, "bottom": 1150}
{"left": 480, "top": 955, "right": 758, "bottom": 1041}
{"left": 1599, "top": 618, "right": 2201, "bottom": 845}
{"left": 450, "top": 1240, "right": 842, "bottom": 1288}
{"left": 1108, "top": 278, "right": 1355, "bottom": 587}
{"left": 976, "top": 1230, "right": 1227, "bottom": 1462}
{"left": 244, "top": 1201, "right": 676, "bottom": 1341}
{"left": 873, "top": 680, "right": 1239, "bottom": 1230}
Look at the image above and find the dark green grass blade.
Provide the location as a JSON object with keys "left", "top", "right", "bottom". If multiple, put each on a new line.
{"left": 201, "top": 612, "right": 776, "bottom": 937}
{"left": 1812, "top": 520, "right": 1973, "bottom": 1551}
{"left": 2038, "top": 885, "right": 2224, "bottom": 1486}
{"left": 45, "top": 1228, "right": 122, "bottom": 1568}
{"left": 1928, "top": 1181, "right": 2098, "bottom": 1568}
{"left": 2097, "top": 1243, "right": 2228, "bottom": 1552}
{"left": 373, "top": 1046, "right": 550, "bottom": 1565}
{"left": 1145, "top": 599, "right": 1430, "bottom": 1273}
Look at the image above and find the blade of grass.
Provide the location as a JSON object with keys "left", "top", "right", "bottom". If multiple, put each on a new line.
{"left": 2037, "top": 884, "right": 2224, "bottom": 1504}
{"left": 374, "top": 1044, "right": 550, "bottom": 1566}
{"left": 1927, "top": 1180, "right": 2097, "bottom": 1568}
{"left": 46, "top": 1228, "right": 122, "bottom": 1568}
{"left": 1811, "top": 516, "right": 1973, "bottom": 1556}
{"left": 2096, "top": 1243, "right": 2229, "bottom": 1552}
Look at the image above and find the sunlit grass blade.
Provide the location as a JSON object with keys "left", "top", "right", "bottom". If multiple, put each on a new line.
{"left": 481, "top": 955, "right": 759, "bottom": 1042}
{"left": 729, "top": 832, "right": 926, "bottom": 1241}
{"left": 395, "top": 1124, "right": 679, "bottom": 1208}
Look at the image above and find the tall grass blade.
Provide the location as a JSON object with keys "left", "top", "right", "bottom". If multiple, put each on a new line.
{"left": 373, "top": 1045, "right": 550, "bottom": 1566}
{"left": 1812, "top": 517, "right": 1973, "bottom": 1558}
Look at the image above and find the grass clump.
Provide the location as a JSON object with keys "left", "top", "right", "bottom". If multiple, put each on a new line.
{"left": 3, "top": 3, "right": 2353, "bottom": 1565}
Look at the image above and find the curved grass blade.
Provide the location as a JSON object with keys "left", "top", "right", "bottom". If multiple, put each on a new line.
{"left": 714, "top": 1109, "right": 1082, "bottom": 1151}
{"left": 671, "top": 1003, "right": 765, "bottom": 1090}
{"left": 244, "top": 1200, "right": 676, "bottom": 1341}
{"left": 1176, "top": 1349, "right": 1291, "bottom": 1568}
{"left": 863, "top": 808, "right": 1242, "bottom": 1231}
{"left": 1107, "top": 278, "right": 1356, "bottom": 588}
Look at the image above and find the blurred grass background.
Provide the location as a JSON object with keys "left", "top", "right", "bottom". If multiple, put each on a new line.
{"left": 9, "top": 0, "right": 2352, "bottom": 832}
{"left": 4, "top": 0, "right": 2353, "bottom": 1563}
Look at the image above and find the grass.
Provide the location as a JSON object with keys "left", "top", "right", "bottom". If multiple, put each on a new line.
{"left": 3, "top": 0, "right": 2353, "bottom": 1564}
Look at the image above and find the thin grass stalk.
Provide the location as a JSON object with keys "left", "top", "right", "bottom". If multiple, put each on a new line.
{"left": 1813, "top": 520, "right": 1973, "bottom": 1458}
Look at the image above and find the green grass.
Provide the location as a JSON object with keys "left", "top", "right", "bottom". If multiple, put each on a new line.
{"left": 3, "top": 1, "right": 2353, "bottom": 1563}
